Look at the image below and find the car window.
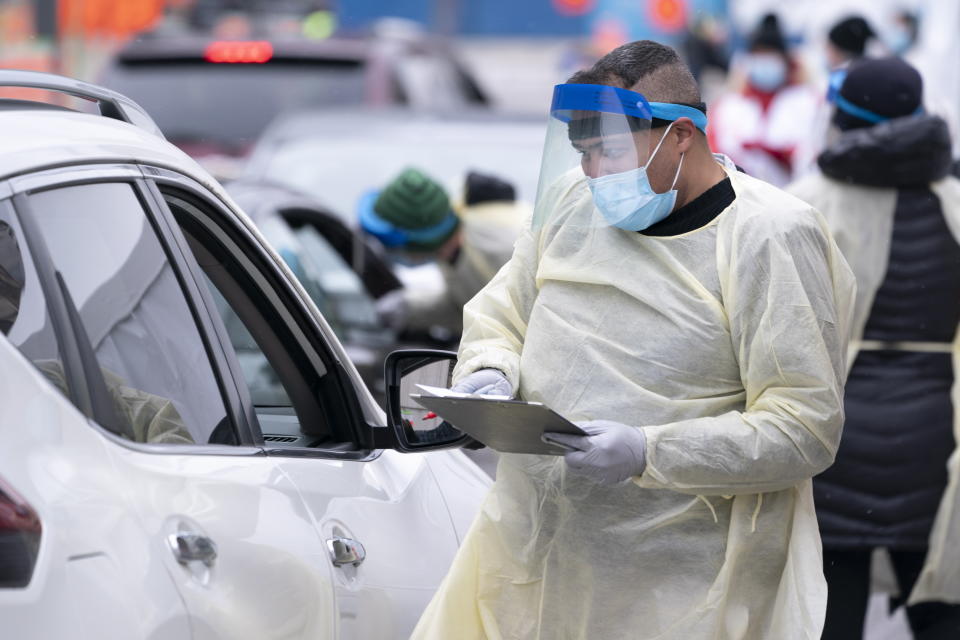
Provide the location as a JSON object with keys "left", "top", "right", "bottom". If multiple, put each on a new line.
{"left": 0, "top": 204, "right": 66, "bottom": 393}
{"left": 292, "top": 224, "right": 380, "bottom": 333}
{"left": 163, "top": 191, "right": 357, "bottom": 451}
{"left": 254, "top": 215, "right": 344, "bottom": 336}
{"left": 200, "top": 270, "right": 291, "bottom": 408}
{"left": 25, "top": 183, "right": 234, "bottom": 446}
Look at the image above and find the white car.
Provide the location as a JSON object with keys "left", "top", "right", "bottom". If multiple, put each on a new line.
{"left": 0, "top": 71, "right": 489, "bottom": 640}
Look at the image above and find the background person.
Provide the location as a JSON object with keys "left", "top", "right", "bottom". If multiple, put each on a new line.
{"left": 887, "top": 9, "right": 920, "bottom": 57}
{"left": 709, "top": 12, "right": 820, "bottom": 186}
{"left": 360, "top": 167, "right": 526, "bottom": 337}
{"left": 412, "top": 40, "right": 854, "bottom": 640}
{"left": 825, "top": 15, "right": 876, "bottom": 71}
{"left": 788, "top": 56, "right": 960, "bottom": 640}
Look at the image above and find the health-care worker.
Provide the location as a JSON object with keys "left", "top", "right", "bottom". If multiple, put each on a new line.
{"left": 410, "top": 40, "right": 855, "bottom": 640}
{"left": 788, "top": 57, "right": 960, "bottom": 639}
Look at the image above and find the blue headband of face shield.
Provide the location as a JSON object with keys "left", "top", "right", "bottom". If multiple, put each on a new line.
{"left": 550, "top": 83, "right": 708, "bottom": 132}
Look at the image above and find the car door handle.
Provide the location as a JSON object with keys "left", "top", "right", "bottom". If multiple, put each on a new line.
{"left": 168, "top": 531, "right": 218, "bottom": 567}
{"left": 326, "top": 537, "right": 365, "bottom": 567}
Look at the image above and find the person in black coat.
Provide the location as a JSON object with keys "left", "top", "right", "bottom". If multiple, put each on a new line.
{"left": 789, "top": 56, "right": 960, "bottom": 639}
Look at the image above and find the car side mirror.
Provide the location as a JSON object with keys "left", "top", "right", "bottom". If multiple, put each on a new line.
{"left": 383, "top": 349, "right": 475, "bottom": 452}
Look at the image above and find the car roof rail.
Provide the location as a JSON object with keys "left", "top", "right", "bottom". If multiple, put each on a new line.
{"left": 0, "top": 69, "right": 164, "bottom": 138}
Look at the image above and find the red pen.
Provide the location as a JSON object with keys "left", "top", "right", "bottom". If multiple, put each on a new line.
{"left": 423, "top": 412, "right": 438, "bottom": 420}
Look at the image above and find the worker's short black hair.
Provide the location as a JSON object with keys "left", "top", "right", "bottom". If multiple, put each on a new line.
{"left": 566, "top": 42, "right": 704, "bottom": 130}
{"left": 572, "top": 40, "right": 701, "bottom": 104}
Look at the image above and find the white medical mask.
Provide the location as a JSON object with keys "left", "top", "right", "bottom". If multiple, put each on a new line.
{"left": 746, "top": 54, "right": 787, "bottom": 92}
{"left": 587, "top": 123, "right": 684, "bottom": 231}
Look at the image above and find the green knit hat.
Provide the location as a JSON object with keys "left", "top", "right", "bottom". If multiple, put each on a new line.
{"left": 374, "top": 167, "right": 455, "bottom": 229}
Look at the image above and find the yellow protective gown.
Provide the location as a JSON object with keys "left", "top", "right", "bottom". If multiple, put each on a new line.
{"left": 788, "top": 172, "right": 960, "bottom": 605}
{"left": 410, "top": 166, "right": 856, "bottom": 639}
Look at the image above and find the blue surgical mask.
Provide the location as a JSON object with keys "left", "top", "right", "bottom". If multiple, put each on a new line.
{"left": 887, "top": 28, "right": 912, "bottom": 55}
{"left": 746, "top": 54, "right": 787, "bottom": 92}
{"left": 588, "top": 123, "right": 684, "bottom": 231}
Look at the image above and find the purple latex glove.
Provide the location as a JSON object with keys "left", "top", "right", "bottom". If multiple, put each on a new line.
{"left": 543, "top": 420, "right": 647, "bottom": 485}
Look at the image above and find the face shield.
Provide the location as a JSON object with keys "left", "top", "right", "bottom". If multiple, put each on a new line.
{"left": 532, "top": 83, "right": 707, "bottom": 231}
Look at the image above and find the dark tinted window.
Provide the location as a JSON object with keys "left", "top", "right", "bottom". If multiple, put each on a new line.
{"left": 27, "top": 183, "right": 232, "bottom": 445}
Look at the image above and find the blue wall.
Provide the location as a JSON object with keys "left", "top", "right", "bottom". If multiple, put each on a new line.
{"left": 337, "top": 0, "right": 725, "bottom": 38}
{"left": 338, "top": 0, "right": 432, "bottom": 32}
{"left": 458, "top": 2, "right": 589, "bottom": 36}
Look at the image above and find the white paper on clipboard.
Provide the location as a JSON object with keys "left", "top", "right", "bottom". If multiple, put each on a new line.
{"left": 414, "top": 383, "right": 512, "bottom": 401}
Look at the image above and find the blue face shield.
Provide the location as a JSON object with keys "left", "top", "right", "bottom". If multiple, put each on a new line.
{"left": 531, "top": 83, "right": 707, "bottom": 232}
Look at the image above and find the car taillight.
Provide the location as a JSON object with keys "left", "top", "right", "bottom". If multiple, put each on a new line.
{"left": 204, "top": 40, "right": 274, "bottom": 64}
{"left": 0, "top": 475, "right": 41, "bottom": 588}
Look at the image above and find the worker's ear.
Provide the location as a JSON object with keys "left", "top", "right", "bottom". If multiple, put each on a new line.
{"left": 672, "top": 117, "right": 698, "bottom": 154}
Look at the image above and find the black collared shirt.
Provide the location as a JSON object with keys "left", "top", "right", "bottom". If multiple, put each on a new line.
{"left": 640, "top": 177, "right": 735, "bottom": 237}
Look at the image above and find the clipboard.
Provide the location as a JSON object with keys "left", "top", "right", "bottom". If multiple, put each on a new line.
{"left": 411, "top": 393, "right": 586, "bottom": 456}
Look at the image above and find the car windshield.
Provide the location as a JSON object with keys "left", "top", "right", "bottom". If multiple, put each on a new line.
{"left": 248, "top": 116, "right": 546, "bottom": 220}
{"left": 101, "top": 60, "right": 367, "bottom": 153}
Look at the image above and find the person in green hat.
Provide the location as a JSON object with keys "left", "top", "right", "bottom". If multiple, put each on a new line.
{"left": 359, "top": 167, "right": 527, "bottom": 336}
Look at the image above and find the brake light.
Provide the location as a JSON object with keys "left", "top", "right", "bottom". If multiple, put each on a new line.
{"left": 204, "top": 40, "right": 274, "bottom": 64}
{"left": 0, "top": 475, "right": 41, "bottom": 589}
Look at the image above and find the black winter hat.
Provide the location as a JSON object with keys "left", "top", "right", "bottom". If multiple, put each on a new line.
{"left": 833, "top": 57, "right": 923, "bottom": 131}
{"left": 749, "top": 13, "right": 786, "bottom": 54}
{"left": 828, "top": 16, "right": 875, "bottom": 57}
{"left": 464, "top": 171, "right": 516, "bottom": 206}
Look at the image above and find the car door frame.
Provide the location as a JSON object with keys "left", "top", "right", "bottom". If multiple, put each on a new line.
{"left": 133, "top": 168, "right": 474, "bottom": 638}
{"left": 10, "top": 160, "right": 466, "bottom": 460}
{"left": 137, "top": 164, "right": 420, "bottom": 459}
{"left": 7, "top": 161, "right": 367, "bottom": 639}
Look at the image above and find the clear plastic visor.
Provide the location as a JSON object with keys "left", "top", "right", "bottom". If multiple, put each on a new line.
{"left": 532, "top": 84, "right": 654, "bottom": 230}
